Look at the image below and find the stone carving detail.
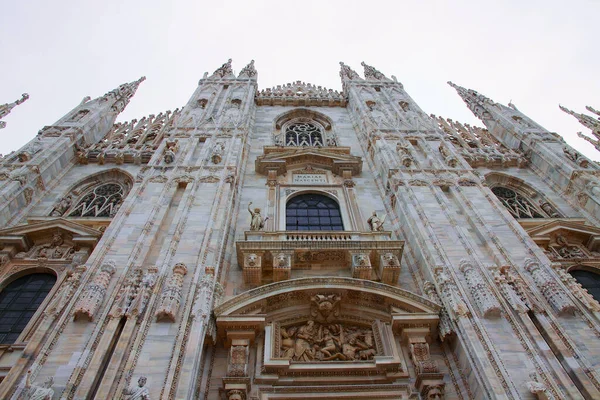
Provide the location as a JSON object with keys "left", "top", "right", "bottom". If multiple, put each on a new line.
{"left": 156, "top": 263, "right": 188, "bottom": 322}
{"left": 434, "top": 267, "right": 470, "bottom": 320}
{"left": 310, "top": 294, "right": 341, "bottom": 323}
{"left": 379, "top": 253, "right": 401, "bottom": 285}
{"left": 421, "top": 383, "right": 445, "bottom": 400}
{"left": 273, "top": 252, "right": 292, "bottom": 282}
{"left": 438, "top": 143, "right": 458, "bottom": 168}
{"left": 238, "top": 59, "right": 257, "bottom": 78}
{"left": 211, "top": 141, "right": 224, "bottom": 164}
{"left": 73, "top": 260, "right": 116, "bottom": 321}
{"left": 280, "top": 320, "right": 376, "bottom": 361}
{"left": 102, "top": 76, "right": 146, "bottom": 113}
{"left": 459, "top": 260, "right": 501, "bottom": 318}
{"left": 68, "top": 182, "right": 126, "bottom": 218}
{"left": 491, "top": 268, "right": 530, "bottom": 314}
{"left": 163, "top": 140, "right": 178, "bottom": 164}
{"left": 423, "top": 281, "right": 453, "bottom": 340}
{"left": 123, "top": 376, "right": 150, "bottom": 400}
{"left": 227, "top": 344, "right": 249, "bottom": 377}
{"left": 409, "top": 341, "right": 439, "bottom": 374}
{"left": 209, "top": 58, "right": 233, "bottom": 79}
{"left": 361, "top": 61, "right": 388, "bottom": 81}
{"left": 45, "top": 266, "right": 86, "bottom": 317}
{"left": 563, "top": 145, "right": 589, "bottom": 168}
{"left": 396, "top": 141, "right": 414, "bottom": 167}
{"left": 109, "top": 268, "right": 157, "bottom": 319}
{"left": 50, "top": 195, "right": 72, "bottom": 217}
{"left": 256, "top": 81, "right": 345, "bottom": 107}
{"left": 553, "top": 235, "right": 586, "bottom": 259}
{"left": 555, "top": 268, "right": 600, "bottom": 312}
{"left": 351, "top": 253, "right": 372, "bottom": 280}
{"left": 0, "top": 93, "right": 28, "bottom": 129}
{"left": 243, "top": 253, "right": 262, "bottom": 285}
{"left": 525, "top": 372, "right": 548, "bottom": 399}
{"left": 192, "top": 266, "right": 223, "bottom": 341}
{"left": 560, "top": 104, "right": 600, "bottom": 153}
{"left": 22, "top": 370, "right": 54, "bottom": 400}
{"left": 226, "top": 389, "right": 246, "bottom": 400}
{"left": 367, "top": 211, "right": 385, "bottom": 232}
{"left": 524, "top": 258, "right": 575, "bottom": 314}
{"left": 247, "top": 202, "right": 267, "bottom": 231}
{"left": 14, "top": 233, "right": 76, "bottom": 261}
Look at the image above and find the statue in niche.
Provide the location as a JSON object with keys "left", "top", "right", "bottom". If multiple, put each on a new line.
{"left": 23, "top": 371, "right": 54, "bottom": 400}
{"left": 281, "top": 320, "right": 376, "bottom": 362}
{"left": 367, "top": 211, "right": 386, "bottom": 232}
{"left": 123, "top": 376, "right": 150, "bottom": 400}
{"left": 50, "top": 195, "right": 72, "bottom": 216}
{"left": 247, "top": 202, "right": 268, "bottom": 231}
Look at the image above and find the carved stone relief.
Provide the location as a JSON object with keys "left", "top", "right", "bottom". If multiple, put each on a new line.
{"left": 73, "top": 260, "right": 116, "bottom": 321}
{"left": 156, "top": 263, "right": 188, "bottom": 322}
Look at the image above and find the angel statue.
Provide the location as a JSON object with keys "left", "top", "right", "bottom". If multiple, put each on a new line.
{"left": 248, "top": 202, "right": 268, "bottom": 231}
{"left": 367, "top": 211, "right": 386, "bottom": 231}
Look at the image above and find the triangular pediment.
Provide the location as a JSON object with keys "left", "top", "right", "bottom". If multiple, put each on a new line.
{"left": 0, "top": 218, "right": 102, "bottom": 251}
{"left": 255, "top": 146, "right": 362, "bottom": 176}
{"left": 523, "top": 218, "right": 600, "bottom": 250}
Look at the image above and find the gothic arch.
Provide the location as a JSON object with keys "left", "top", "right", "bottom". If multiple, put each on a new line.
{"left": 272, "top": 109, "right": 337, "bottom": 146}
{"left": 285, "top": 192, "right": 344, "bottom": 231}
{"left": 279, "top": 189, "right": 350, "bottom": 231}
{"left": 485, "top": 172, "right": 561, "bottom": 219}
{"left": 50, "top": 169, "right": 133, "bottom": 218}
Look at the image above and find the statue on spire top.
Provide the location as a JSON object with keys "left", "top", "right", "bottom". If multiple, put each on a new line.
{"left": 210, "top": 58, "right": 234, "bottom": 79}
{"left": 238, "top": 60, "right": 257, "bottom": 79}
{"left": 0, "top": 93, "right": 29, "bottom": 129}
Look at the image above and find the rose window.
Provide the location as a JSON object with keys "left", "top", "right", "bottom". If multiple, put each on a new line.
{"left": 491, "top": 186, "right": 545, "bottom": 219}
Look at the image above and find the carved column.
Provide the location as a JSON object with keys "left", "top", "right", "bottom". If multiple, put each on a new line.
{"left": 272, "top": 251, "right": 292, "bottom": 282}
{"left": 192, "top": 266, "right": 223, "bottom": 341}
{"left": 45, "top": 265, "right": 86, "bottom": 317}
{"left": 242, "top": 252, "right": 263, "bottom": 286}
{"left": 423, "top": 281, "right": 453, "bottom": 341}
{"left": 156, "top": 263, "right": 188, "bottom": 322}
{"left": 524, "top": 258, "right": 576, "bottom": 314}
{"left": 73, "top": 260, "right": 116, "bottom": 321}
{"left": 490, "top": 267, "right": 530, "bottom": 314}
{"left": 378, "top": 252, "right": 401, "bottom": 285}
{"left": 434, "top": 267, "right": 470, "bottom": 320}
{"left": 459, "top": 259, "right": 501, "bottom": 318}
{"left": 109, "top": 268, "right": 143, "bottom": 318}
{"left": 555, "top": 267, "right": 600, "bottom": 312}
{"left": 350, "top": 252, "right": 372, "bottom": 280}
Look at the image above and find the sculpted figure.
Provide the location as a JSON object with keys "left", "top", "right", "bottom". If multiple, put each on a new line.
{"left": 525, "top": 372, "right": 548, "bottom": 399}
{"left": 280, "top": 326, "right": 297, "bottom": 359}
{"left": 294, "top": 320, "right": 317, "bottom": 361}
{"left": 123, "top": 376, "right": 150, "bottom": 400}
{"left": 23, "top": 371, "right": 54, "bottom": 400}
{"left": 367, "top": 211, "right": 386, "bottom": 231}
{"left": 248, "top": 202, "right": 268, "bottom": 231}
{"left": 50, "top": 195, "right": 72, "bottom": 216}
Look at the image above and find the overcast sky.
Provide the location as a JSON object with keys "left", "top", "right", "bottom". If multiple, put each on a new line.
{"left": 1, "top": 0, "right": 599, "bottom": 159}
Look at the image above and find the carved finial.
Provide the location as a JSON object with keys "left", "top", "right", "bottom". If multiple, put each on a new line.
{"left": 210, "top": 58, "right": 234, "bottom": 79}
{"left": 361, "top": 61, "right": 388, "bottom": 80}
{"left": 448, "top": 81, "right": 497, "bottom": 122}
{"left": 238, "top": 59, "right": 257, "bottom": 78}
{"left": 560, "top": 104, "right": 600, "bottom": 144}
{"left": 101, "top": 77, "right": 146, "bottom": 114}
{"left": 0, "top": 93, "right": 29, "bottom": 129}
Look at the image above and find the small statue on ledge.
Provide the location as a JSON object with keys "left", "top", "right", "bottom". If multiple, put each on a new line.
{"left": 248, "top": 202, "right": 268, "bottom": 231}
{"left": 123, "top": 376, "right": 150, "bottom": 400}
{"left": 367, "top": 211, "right": 386, "bottom": 232}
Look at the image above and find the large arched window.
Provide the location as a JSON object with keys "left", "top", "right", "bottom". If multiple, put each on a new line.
{"left": 0, "top": 273, "right": 56, "bottom": 344}
{"left": 570, "top": 270, "right": 600, "bottom": 302}
{"left": 285, "top": 122, "right": 324, "bottom": 147}
{"left": 68, "top": 182, "right": 126, "bottom": 218}
{"left": 491, "top": 186, "right": 546, "bottom": 219}
{"left": 286, "top": 194, "right": 344, "bottom": 231}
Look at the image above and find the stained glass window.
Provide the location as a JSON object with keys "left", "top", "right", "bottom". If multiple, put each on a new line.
{"left": 286, "top": 194, "right": 344, "bottom": 231}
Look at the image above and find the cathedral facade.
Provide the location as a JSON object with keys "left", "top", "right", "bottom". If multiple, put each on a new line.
{"left": 0, "top": 59, "right": 599, "bottom": 399}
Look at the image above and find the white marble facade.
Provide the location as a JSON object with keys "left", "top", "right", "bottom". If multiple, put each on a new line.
{"left": 0, "top": 60, "right": 598, "bottom": 399}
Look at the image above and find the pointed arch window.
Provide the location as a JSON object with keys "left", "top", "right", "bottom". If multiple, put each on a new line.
{"left": 285, "top": 122, "right": 324, "bottom": 147}
{"left": 491, "top": 186, "right": 546, "bottom": 219}
{"left": 569, "top": 270, "right": 600, "bottom": 302}
{"left": 0, "top": 274, "right": 56, "bottom": 344}
{"left": 286, "top": 194, "right": 344, "bottom": 231}
{"left": 68, "top": 182, "right": 125, "bottom": 218}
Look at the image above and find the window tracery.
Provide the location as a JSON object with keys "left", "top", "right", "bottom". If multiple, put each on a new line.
{"left": 491, "top": 186, "right": 548, "bottom": 219}
{"left": 285, "top": 122, "right": 324, "bottom": 147}
{"left": 0, "top": 273, "right": 56, "bottom": 344}
{"left": 68, "top": 182, "right": 126, "bottom": 218}
{"left": 286, "top": 194, "right": 343, "bottom": 231}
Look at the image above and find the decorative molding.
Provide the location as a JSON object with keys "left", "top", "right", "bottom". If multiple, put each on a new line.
{"left": 459, "top": 259, "right": 501, "bottom": 318}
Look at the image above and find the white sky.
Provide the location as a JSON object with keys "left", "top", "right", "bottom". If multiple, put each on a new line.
{"left": 1, "top": 0, "right": 599, "bottom": 159}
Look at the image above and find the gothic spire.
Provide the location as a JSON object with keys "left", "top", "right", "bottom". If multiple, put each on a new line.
{"left": 209, "top": 58, "right": 234, "bottom": 79}
{"left": 339, "top": 62, "right": 361, "bottom": 81}
{"left": 0, "top": 93, "right": 29, "bottom": 129}
{"left": 447, "top": 81, "right": 496, "bottom": 121}
{"left": 238, "top": 60, "right": 257, "bottom": 79}
{"left": 361, "top": 61, "right": 389, "bottom": 81}
{"left": 559, "top": 105, "right": 600, "bottom": 136}
{"left": 101, "top": 76, "right": 146, "bottom": 114}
